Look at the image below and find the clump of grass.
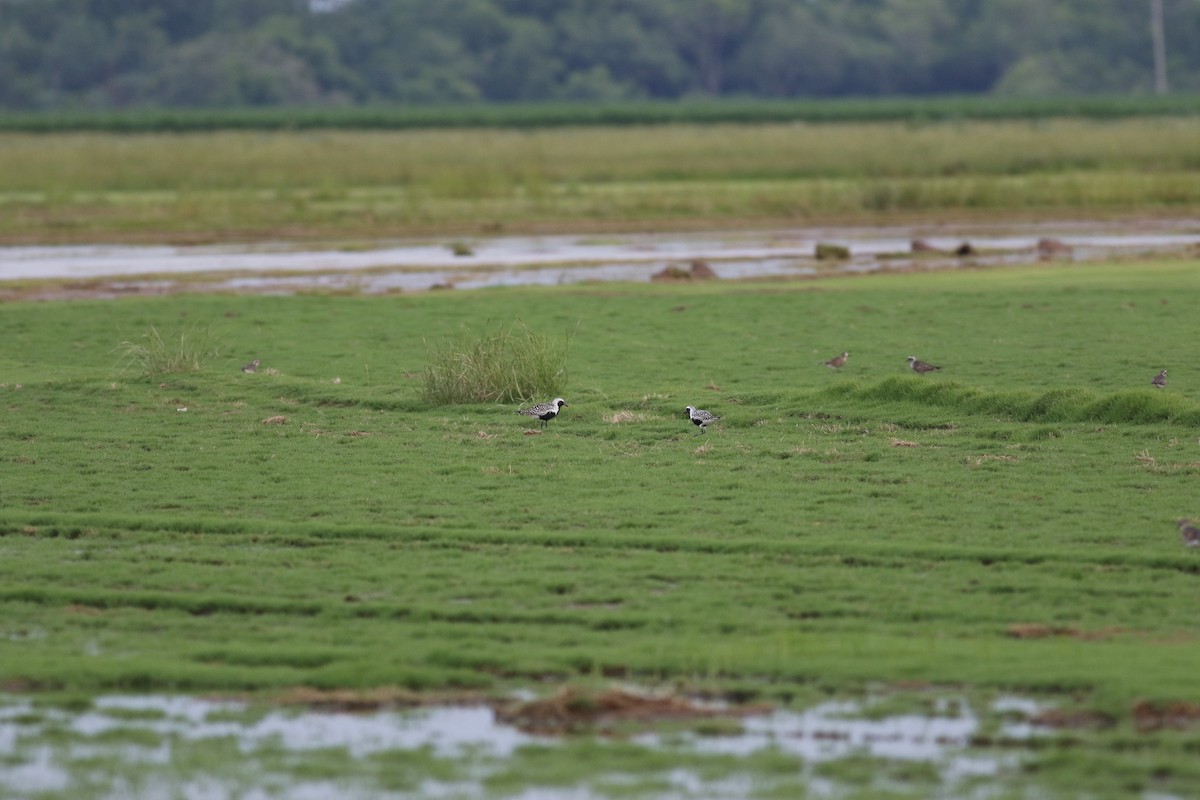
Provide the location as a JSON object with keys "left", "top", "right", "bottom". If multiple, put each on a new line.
{"left": 115, "top": 325, "right": 222, "bottom": 376}
{"left": 420, "top": 322, "right": 570, "bottom": 406}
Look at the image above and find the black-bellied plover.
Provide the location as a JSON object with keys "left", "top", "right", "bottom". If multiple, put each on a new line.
{"left": 685, "top": 406, "right": 719, "bottom": 434}
{"left": 1152, "top": 369, "right": 1167, "bottom": 389}
{"left": 518, "top": 398, "right": 566, "bottom": 428}
{"left": 823, "top": 351, "right": 849, "bottom": 369}
{"left": 907, "top": 355, "right": 941, "bottom": 374}
{"left": 241, "top": 359, "right": 261, "bottom": 373}
{"left": 1178, "top": 519, "right": 1200, "bottom": 547}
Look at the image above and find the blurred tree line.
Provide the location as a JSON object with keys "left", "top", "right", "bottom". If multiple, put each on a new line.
{"left": 0, "top": 0, "right": 1196, "bottom": 110}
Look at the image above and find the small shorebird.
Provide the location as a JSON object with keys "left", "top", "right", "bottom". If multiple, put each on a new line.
{"left": 907, "top": 356, "right": 941, "bottom": 374}
{"left": 1178, "top": 519, "right": 1200, "bottom": 547}
{"left": 685, "top": 406, "right": 719, "bottom": 434}
{"left": 518, "top": 398, "right": 566, "bottom": 428}
{"left": 1151, "top": 369, "right": 1167, "bottom": 389}
{"left": 241, "top": 359, "right": 261, "bottom": 373}
{"left": 823, "top": 351, "right": 849, "bottom": 369}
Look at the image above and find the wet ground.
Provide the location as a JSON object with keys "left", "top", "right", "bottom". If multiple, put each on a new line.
{"left": 2, "top": 219, "right": 1197, "bottom": 299}
{"left": 0, "top": 690, "right": 1054, "bottom": 799}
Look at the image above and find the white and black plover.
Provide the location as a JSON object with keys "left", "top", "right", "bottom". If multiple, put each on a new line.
{"left": 241, "top": 359, "right": 261, "bottom": 373}
{"left": 685, "top": 405, "right": 719, "bottom": 434}
{"left": 823, "top": 351, "right": 849, "bottom": 369}
{"left": 1152, "top": 369, "right": 1167, "bottom": 389}
{"left": 1178, "top": 519, "right": 1200, "bottom": 547}
{"left": 907, "top": 355, "right": 941, "bottom": 374}
{"left": 518, "top": 398, "right": 566, "bottom": 428}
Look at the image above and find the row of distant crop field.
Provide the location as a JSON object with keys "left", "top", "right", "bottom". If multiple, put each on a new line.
{"left": 2, "top": 116, "right": 1199, "bottom": 243}
{"left": 2, "top": 94, "right": 1199, "bottom": 133}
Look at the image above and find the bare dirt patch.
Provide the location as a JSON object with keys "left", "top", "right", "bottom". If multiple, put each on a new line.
{"left": 494, "top": 687, "right": 767, "bottom": 735}
{"left": 1005, "top": 623, "right": 1126, "bottom": 641}
{"left": 1132, "top": 700, "right": 1200, "bottom": 732}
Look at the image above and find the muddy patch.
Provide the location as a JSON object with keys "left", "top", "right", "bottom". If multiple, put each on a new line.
{"left": 495, "top": 687, "right": 767, "bottom": 734}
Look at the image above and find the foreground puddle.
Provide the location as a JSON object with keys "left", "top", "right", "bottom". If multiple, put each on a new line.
{"left": 0, "top": 691, "right": 1057, "bottom": 799}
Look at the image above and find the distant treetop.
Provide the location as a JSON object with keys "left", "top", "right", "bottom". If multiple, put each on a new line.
{"left": 0, "top": 0, "right": 1196, "bottom": 111}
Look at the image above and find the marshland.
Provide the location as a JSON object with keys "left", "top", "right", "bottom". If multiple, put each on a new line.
{"left": 2, "top": 113, "right": 1200, "bottom": 798}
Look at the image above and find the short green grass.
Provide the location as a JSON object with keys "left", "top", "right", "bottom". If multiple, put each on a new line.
{"left": 2, "top": 258, "right": 1200, "bottom": 796}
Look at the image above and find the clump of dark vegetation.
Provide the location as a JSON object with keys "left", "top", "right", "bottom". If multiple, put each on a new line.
{"left": 420, "top": 322, "right": 570, "bottom": 405}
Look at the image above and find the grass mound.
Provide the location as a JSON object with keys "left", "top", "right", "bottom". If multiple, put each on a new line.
{"left": 824, "top": 377, "right": 1200, "bottom": 425}
{"left": 420, "top": 322, "right": 570, "bottom": 405}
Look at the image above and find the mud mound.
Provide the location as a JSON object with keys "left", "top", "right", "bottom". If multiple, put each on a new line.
{"left": 496, "top": 687, "right": 762, "bottom": 734}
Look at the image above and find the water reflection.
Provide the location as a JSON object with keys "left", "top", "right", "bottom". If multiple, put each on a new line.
{"left": 1, "top": 223, "right": 1196, "bottom": 297}
{"left": 0, "top": 691, "right": 1053, "bottom": 799}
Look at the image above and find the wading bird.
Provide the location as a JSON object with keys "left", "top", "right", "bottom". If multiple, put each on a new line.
{"left": 685, "top": 406, "right": 719, "bottom": 434}
{"left": 823, "top": 351, "right": 849, "bottom": 369}
{"left": 518, "top": 398, "right": 567, "bottom": 428}
{"left": 907, "top": 355, "right": 941, "bottom": 374}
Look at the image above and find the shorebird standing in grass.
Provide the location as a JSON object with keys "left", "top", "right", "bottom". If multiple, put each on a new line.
{"left": 1152, "top": 369, "right": 1167, "bottom": 389}
{"left": 241, "top": 359, "right": 260, "bottom": 373}
{"left": 823, "top": 351, "right": 849, "bottom": 369}
{"left": 907, "top": 355, "right": 941, "bottom": 374}
{"left": 518, "top": 398, "right": 566, "bottom": 428}
{"left": 685, "top": 406, "right": 719, "bottom": 434}
{"left": 1178, "top": 519, "right": 1200, "bottom": 547}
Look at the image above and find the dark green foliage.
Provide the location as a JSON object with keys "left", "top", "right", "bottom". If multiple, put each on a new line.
{"left": 2, "top": 0, "right": 1200, "bottom": 111}
{"left": 1, "top": 95, "right": 1199, "bottom": 132}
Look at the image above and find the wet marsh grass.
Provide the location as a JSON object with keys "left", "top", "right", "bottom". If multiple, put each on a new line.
{"left": 2, "top": 119, "right": 1200, "bottom": 242}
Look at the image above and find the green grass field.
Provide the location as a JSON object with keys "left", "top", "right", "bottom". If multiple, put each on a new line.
{"left": 3, "top": 258, "right": 1199, "bottom": 699}
{"left": 4, "top": 256, "right": 1200, "bottom": 796}
{"left": 3, "top": 117, "right": 1200, "bottom": 243}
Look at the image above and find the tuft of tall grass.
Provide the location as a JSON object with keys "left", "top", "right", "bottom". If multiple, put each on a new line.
{"left": 115, "top": 325, "right": 222, "bottom": 376}
{"left": 420, "top": 322, "right": 570, "bottom": 406}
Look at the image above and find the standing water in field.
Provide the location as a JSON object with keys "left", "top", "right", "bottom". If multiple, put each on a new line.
{"left": 0, "top": 691, "right": 1054, "bottom": 799}
{"left": 0, "top": 221, "right": 1196, "bottom": 297}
